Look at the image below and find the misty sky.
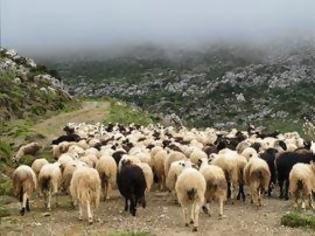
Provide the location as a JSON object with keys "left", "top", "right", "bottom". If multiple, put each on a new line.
{"left": 2, "top": 0, "right": 315, "bottom": 56}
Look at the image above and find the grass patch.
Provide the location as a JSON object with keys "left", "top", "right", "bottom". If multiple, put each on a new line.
{"left": 0, "top": 179, "right": 13, "bottom": 196}
{"left": 281, "top": 211, "right": 315, "bottom": 230}
{"left": 0, "top": 206, "right": 11, "bottom": 218}
{"left": 108, "top": 231, "right": 151, "bottom": 236}
{"left": 104, "top": 99, "right": 156, "bottom": 126}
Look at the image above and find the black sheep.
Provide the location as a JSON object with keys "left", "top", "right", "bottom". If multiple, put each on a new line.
{"left": 51, "top": 134, "right": 81, "bottom": 145}
{"left": 276, "top": 151, "right": 315, "bottom": 200}
{"left": 112, "top": 151, "right": 127, "bottom": 166}
{"left": 117, "top": 163, "right": 146, "bottom": 216}
{"left": 259, "top": 148, "right": 278, "bottom": 196}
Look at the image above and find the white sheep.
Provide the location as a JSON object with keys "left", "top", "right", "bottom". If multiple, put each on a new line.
{"left": 31, "top": 158, "right": 49, "bottom": 176}
{"left": 199, "top": 158, "right": 227, "bottom": 218}
{"left": 210, "top": 150, "right": 239, "bottom": 201}
{"left": 151, "top": 149, "right": 168, "bottom": 191}
{"left": 60, "top": 160, "right": 87, "bottom": 193}
{"left": 241, "top": 147, "right": 258, "bottom": 161}
{"left": 38, "top": 162, "right": 62, "bottom": 210}
{"left": 289, "top": 162, "right": 315, "bottom": 209}
{"left": 175, "top": 167, "right": 206, "bottom": 232}
{"left": 70, "top": 166, "right": 101, "bottom": 224}
{"left": 13, "top": 142, "right": 42, "bottom": 162}
{"left": 96, "top": 154, "right": 117, "bottom": 200}
{"left": 189, "top": 149, "right": 208, "bottom": 166}
{"left": 166, "top": 160, "right": 191, "bottom": 192}
{"left": 12, "top": 165, "right": 37, "bottom": 215}
{"left": 136, "top": 162, "right": 154, "bottom": 192}
{"left": 79, "top": 153, "right": 98, "bottom": 168}
{"left": 244, "top": 155, "right": 271, "bottom": 208}
{"left": 58, "top": 153, "right": 77, "bottom": 166}
{"left": 164, "top": 151, "right": 187, "bottom": 177}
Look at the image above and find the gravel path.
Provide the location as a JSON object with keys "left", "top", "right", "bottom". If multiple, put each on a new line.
{"left": 1, "top": 189, "right": 313, "bottom": 236}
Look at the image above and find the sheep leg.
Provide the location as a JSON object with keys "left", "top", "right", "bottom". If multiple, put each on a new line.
{"left": 268, "top": 181, "right": 273, "bottom": 197}
{"left": 218, "top": 198, "right": 225, "bottom": 219}
{"left": 308, "top": 194, "right": 314, "bottom": 209}
{"left": 190, "top": 202, "right": 196, "bottom": 224}
{"left": 47, "top": 191, "right": 52, "bottom": 210}
{"left": 192, "top": 203, "right": 200, "bottom": 232}
{"left": 238, "top": 184, "right": 246, "bottom": 202}
{"left": 301, "top": 195, "right": 306, "bottom": 209}
{"left": 78, "top": 203, "right": 83, "bottom": 221}
{"left": 230, "top": 183, "right": 235, "bottom": 203}
{"left": 107, "top": 184, "right": 112, "bottom": 200}
{"left": 103, "top": 183, "right": 108, "bottom": 201}
{"left": 20, "top": 192, "right": 27, "bottom": 216}
{"left": 284, "top": 180, "right": 290, "bottom": 200}
{"left": 86, "top": 201, "right": 93, "bottom": 224}
{"left": 130, "top": 196, "right": 136, "bottom": 216}
{"left": 124, "top": 198, "right": 129, "bottom": 212}
{"left": 26, "top": 198, "right": 30, "bottom": 212}
{"left": 257, "top": 188, "right": 262, "bottom": 207}
{"left": 202, "top": 202, "right": 211, "bottom": 216}
{"left": 227, "top": 182, "right": 231, "bottom": 199}
{"left": 293, "top": 191, "right": 299, "bottom": 208}
{"left": 181, "top": 206, "right": 189, "bottom": 227}
{"left": 279, "top": 180, "right": 284, "bottom": 199}
{"left": 55, "top": 193, "right": 59, "bottom": 208}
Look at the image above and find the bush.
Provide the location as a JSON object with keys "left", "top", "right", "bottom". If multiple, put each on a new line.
{"left": 281, "top": 212, "right": 315, "bottom": 230}
{"left": 0, "top": 179, "right": 13, "bottom": 196}
{"left": 105, "top": 100, "right": 154, "bottom": 126}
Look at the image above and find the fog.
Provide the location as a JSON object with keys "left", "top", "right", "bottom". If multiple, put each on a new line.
{"left": 2, "top": 0, "right": 315, "bottom": 57}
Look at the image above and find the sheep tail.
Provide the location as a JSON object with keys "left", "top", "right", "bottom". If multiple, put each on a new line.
{"left": 297, "top": 179, "right": 304, "bottom": 191}
{"left": 187, "top": 188, "right": 197, "bottom": 200}
{"left": 256, "top": 168, "right": 270, "bottom": 191}
{"left": 40, "top": 176, "right": 51, "bottom": 192}
{"left": 100, "top": 173, "right": 108, "bottom": 189}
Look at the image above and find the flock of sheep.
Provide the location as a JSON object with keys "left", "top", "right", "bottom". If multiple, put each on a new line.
{"left": 11, "top": 122, "right": 315, "bottom": 232}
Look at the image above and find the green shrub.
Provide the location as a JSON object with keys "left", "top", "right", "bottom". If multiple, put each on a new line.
{"left": 281, "top": 212, "right": 315, "bottom": 230}
{"left": 0, "top": 206, "right": 11, "bottom": 218}
{"left": 105, "top": 100, "right": 154, "bottom": 126}
{"left": 0, "top": 179, "right": 13, "bottom": 196}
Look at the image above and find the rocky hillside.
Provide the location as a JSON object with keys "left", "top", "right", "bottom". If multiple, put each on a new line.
{"left": 0, "top": 48, "right": 76, "bottom": 121}
{"left": 47, "top": 41, "right": 315, "bottom": 131}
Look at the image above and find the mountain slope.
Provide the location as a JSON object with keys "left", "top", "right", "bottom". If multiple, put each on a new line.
{"left": 0, "top": 48, "right": 77, "bottom": 121}
{"left": 47, "top": 41, "right": 315, "bottom": 131}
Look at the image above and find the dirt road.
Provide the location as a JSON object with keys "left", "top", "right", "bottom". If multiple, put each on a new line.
{"left": 32, "top": 101, "right": 110, "bottom": 144}
{"left": 0, "top": 189, "right": 312, "bottom": 236}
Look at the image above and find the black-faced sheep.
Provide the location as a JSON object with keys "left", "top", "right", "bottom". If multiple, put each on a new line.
{"left": 70, "top": 166, "right": 101, "bottom": 224}
{"left": 52, "top": 134, "right": 81, "bottom": 145}
{"left": 175, "top": 167, "right": 206, "bottom": 232}
{"left": 259, "top": 148, "right": 278, "bottom": 196}
{"left": 12, "top": 165, "right": 37, "bottom": 215}
{"left": 117, "top": 162, "right": 146, "bottom": 216}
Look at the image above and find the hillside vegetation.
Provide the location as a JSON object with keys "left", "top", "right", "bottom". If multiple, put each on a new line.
{"left": 0, "top": 48, "right": 78, "bottom": 121}
{"left": 48, "top": 41, "right": 315, "bottom": 131}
